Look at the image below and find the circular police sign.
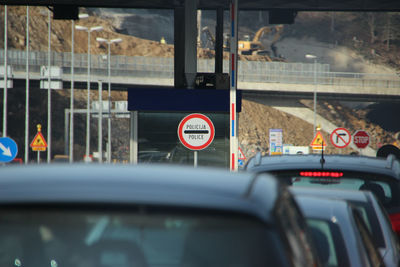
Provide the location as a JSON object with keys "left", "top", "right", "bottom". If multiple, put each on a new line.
{"left": 178, "top": 114, "right": 215, "bottom": 150}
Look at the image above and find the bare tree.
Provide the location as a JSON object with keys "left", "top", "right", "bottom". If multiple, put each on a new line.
{"left": 366, "top": 12, "right": 378, "bottom": 44}
{"left": 383, "top": 13, "right": 400, "bottom": 51}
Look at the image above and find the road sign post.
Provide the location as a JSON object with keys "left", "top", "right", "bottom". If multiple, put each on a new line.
{"left": 178, "top": 113, "right": 215, "bottom": 167}
{"left": 0, "top": 137, "right": 18, "bottom": 163}
{"left": 330, "top": 127, "right": 351, "bottom": 149}
{"left": 194, "top": 150, "right": 198, "bottom": 168}
{"left": 229, "top": 0, "right": 238, "bottom": 172}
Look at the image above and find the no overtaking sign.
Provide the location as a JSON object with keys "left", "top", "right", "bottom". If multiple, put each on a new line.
{"left": 330, "top": 127, "right": 351, "bottom": 148}
{"left": 178, "top": 114, "right": 215, "bottom": 150}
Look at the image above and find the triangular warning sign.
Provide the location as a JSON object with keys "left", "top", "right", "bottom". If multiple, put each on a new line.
{"left": 238, "top": 146, "right": 246, "bottom": 160}
{"left": 30, "top": 132, "right": 48, "bottom": 151}
{"left": 310, "top": 131, "right": 327, "bottom": 147}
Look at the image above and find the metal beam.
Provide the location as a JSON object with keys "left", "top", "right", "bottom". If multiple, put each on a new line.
{"left": 2, "top": 0, "right": 400, "bottom": 11}
{"left": 174, "top": 7, "right": 185, "bottom": 88}
{"left": 184, "top": 0, "right": 198, "bottom": 88}
{"left": 215, "top": 7, "right": 223, "bottom": 74}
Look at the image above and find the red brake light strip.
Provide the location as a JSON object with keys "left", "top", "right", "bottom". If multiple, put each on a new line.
{"left": 299, "top": 171, "right": 343, "bottom": 178}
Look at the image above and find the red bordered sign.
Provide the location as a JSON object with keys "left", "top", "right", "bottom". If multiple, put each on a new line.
{"left": 353, "top": 130, "right": 370, "bottom": 149}
{"left": 178, "top": 114, "right": 215, "bottom": 150}
{"left": 30, "top": 131, "right": 48, "bottom": 152}
{"left": 330, "top": 127, "right": 351, "bottom": 148}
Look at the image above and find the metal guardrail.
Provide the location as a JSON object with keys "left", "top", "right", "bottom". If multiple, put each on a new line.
{"left": 1, "top": 49, "right": 400, "bottom": 88}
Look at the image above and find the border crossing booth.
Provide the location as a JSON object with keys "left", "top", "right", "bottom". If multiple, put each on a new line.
{"left": 128, "top": 88, "right": 242, "bottom": 168}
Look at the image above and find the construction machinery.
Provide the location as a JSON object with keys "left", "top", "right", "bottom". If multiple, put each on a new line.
{"left": 238, "top": 25, "right": 284, "bottom": 60}
{"left": 201, "top": 26, "right": 216, "bottom": 49}
{"left": 201, "top": 26, "right": 230, "bottom": 51}
{"left": 200, "top": 25, "right": 285, "bottom": 62}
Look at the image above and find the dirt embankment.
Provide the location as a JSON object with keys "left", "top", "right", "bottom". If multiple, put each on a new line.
{"left": 1, "top": 7, "right": 175, "bottom": 57}
{"left": 1, "top": 7, "right": 280, "bottom": 60}
{"left": 239, "top": 98, "right": 397, "bottom": 160}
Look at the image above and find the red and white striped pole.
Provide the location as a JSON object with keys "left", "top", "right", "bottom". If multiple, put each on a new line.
{"left": 229, "top": 0, "right": 238, "bottom": 171}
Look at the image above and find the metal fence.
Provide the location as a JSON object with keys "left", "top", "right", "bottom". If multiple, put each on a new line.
{"left": 1, "top": 49, "right": 400, "bottom": 88}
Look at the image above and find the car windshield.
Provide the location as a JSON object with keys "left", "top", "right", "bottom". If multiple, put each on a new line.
{"left": 0, "top": 6, "right": 399, "bottom": 167}
{"left": 0, "top": 208, "right": 285, "bottom": 267}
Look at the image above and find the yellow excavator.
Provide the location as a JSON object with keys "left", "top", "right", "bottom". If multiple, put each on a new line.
{"left": 238, "top": 25, "right": 285, "bottom": 60}
{"left": 201, "top": 25, "right": 285, "bottom": 61}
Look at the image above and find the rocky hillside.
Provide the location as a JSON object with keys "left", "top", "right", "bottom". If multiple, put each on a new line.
{"left": 239, "top": 98, "right": 397, "bottom": 159}
{"left": 0, "top": 7, "right": 175, "bottom": 57}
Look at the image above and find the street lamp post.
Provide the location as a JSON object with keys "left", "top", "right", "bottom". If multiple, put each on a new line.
{"left": 75, "top": 25, "right": 103, "bottom": 162}
{"left": 305, "top": 54, "right": 318, "bottom": 137}
{"left": 25, "top": 6, "right": 29, "bottom": 164}
{"left": 98, "top": 81, "right": 103, "bottom": 163}
{"left": 47, "top": 9, "right": 51, "bottom": 163}
{"left": 70, "top": 13, "right": 88, "bottom": 163}
{"left": 96, "top": 37, "right": 122, "bottom": 163}
{"left": 3, "top": 5, "right": 7, "bottom": 137}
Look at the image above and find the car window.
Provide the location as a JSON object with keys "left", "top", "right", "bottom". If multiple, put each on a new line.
{"left": 375, "top": 196, "right": 400, "bottom": 252}
{"left": 293, "top": 178, "right": 391, "bottom": 201}
{"left": 271, "top": 170, "right": 399, "bottom": 208}
{"left": 0, "top": 208, "right": 285, "bottom": 267}
{"left": 307, "top": 218, "right": 350, "bottom": 267}
{"left": 350, "top": 201, "right": 385, "bottom": 248}
{"left": 275, "top": 191, "right": 319, "bottom": 267}
{"left": 352, "top": 209, "right": 385, "bottom": 267}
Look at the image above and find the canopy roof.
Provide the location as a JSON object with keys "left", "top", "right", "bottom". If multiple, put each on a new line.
{"left": 2, "top": 0, "right": 400, "bottom": 11}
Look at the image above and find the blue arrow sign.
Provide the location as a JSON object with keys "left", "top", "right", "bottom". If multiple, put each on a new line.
{"left": 0, "top": 137, "right": 18, "bottom": 163}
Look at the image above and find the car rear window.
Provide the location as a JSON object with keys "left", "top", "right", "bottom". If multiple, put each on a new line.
{"left": 271, "top": 170, "right": 400, "bottom": 209}
{"left": 0, "top": 208, "right": 287, "bottom": 267}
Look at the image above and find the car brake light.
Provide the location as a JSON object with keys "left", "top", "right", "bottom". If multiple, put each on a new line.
{"left": 389, "top": 213, "right": 400, "bottom": 235}
{"left": 299, "top": 171, "right": 343, "bottom": 178}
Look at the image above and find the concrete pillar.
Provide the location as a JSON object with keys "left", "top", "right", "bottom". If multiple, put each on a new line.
{"left": 184, "top": 0, "right": 198, "bottom": 88}
{"left": 215, "top": 7, "right": 224, "bottom": 74}
{"left": 174, "top": 7, "right": 185, "bottom": 88}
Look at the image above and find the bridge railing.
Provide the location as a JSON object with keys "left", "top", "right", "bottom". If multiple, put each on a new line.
{"left": 1, "top": 50, "right": 400, "bottom": 88}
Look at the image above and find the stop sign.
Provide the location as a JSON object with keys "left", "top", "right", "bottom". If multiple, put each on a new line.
{"left": 353, "top": 130, "right": 370, "bottom": 149}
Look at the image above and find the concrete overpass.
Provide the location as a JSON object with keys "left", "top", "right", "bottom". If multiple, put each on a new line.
{"left": 12, "top": 72, "right": 400, "bottom": 103}
{"left": 4, "top": 50, "right": 400, "bottom": 102}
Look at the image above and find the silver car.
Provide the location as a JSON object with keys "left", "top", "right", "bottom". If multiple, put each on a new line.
{"left": 245, "top": 154, "right": 400, "bottom": 238}
{"left": 292, "top": 187, "right": 400, "bottom": 267}
{"left": 294, "top": 195, "right": 385, "bottom": 267}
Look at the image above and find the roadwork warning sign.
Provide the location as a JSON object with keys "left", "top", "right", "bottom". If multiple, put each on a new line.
{"left": 30, "top": 124, "right": 48, "bottom": 151}
{"left": 310, "top": 131, "right": 327, "bottom": 150}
